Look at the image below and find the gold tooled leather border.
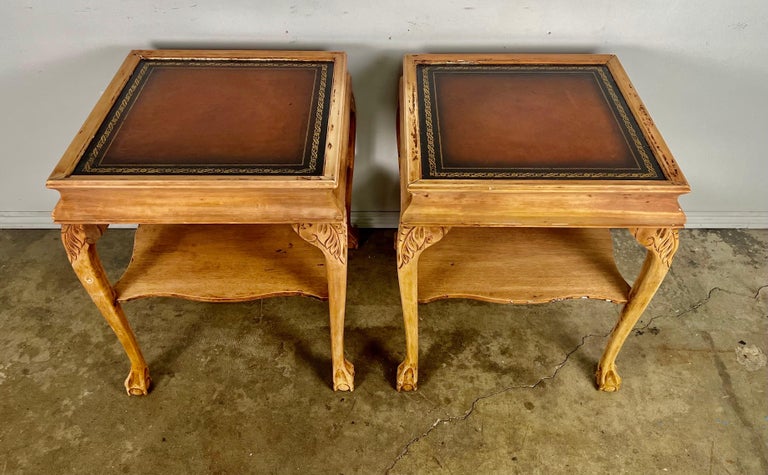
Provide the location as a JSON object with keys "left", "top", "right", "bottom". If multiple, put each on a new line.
{"left": 418, "top": 64, "right": 665, "bottom": 180}
{"left": 75, "top": 59, "right": 332, "bottom": 175}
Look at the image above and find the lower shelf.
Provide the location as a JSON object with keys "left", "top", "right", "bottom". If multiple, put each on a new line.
{"left": 418, "top": 227, "right": 631, "bottom": 304}
{"left": 114, "top": 224, "right": 328, "bottom": 302}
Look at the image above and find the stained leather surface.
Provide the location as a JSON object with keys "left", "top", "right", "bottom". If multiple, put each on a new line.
{"left": 435, "top": 72, "right": 633, "bottom": 168}
{"left": 74, "top": 59, "right": 334, "bottom": 175}
{"left": 103, "top": 66, "right": 317, "bottom": 166}
{"left": 417, "top": 65, "right": 664, "bottom": 179}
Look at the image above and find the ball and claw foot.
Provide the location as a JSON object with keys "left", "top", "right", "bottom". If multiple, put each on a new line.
{"left": 333, "top": 359, "right": 355, "bottom": 392}
{"left": 596, "top": 363, "right": 622, "bottom": 392}
{"left": 124, "top": 367, "right": 152, "bottom": 396}
{"left": 396, "top": 361, "right": 417, "bottom": 392}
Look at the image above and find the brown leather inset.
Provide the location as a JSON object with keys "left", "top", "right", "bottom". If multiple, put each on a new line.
{"left": 100, "top": 66, "right": 318, "bottom": 166}
{"left": 433, "top": 71, "right": 637, "bottom": 170}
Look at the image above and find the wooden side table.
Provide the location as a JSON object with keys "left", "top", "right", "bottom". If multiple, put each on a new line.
{"left": 396, "top": 53, "right": 690, "bottom": 392}
{"left": 47, "top": 50, "right": 356, "bottom": 395}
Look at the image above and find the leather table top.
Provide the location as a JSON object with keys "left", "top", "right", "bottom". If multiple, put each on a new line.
{"left": 73, "top": 58, "right": 335, "bottom": 176}
{"left": 416, "top": 63, "right": 665, "bottom": 180}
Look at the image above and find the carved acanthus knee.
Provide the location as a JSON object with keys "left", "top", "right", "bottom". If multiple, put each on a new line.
{"left": 630, "top": 228, "right": 679, "bottom": 269}
{"left": 396, "top": 225, "right": 450, "bottom": 268}
{"left": 61, "top": 224, "right": 108, "bottom": 264}
{"left": 292, "top": 222, "right": 347, "bottom": 265}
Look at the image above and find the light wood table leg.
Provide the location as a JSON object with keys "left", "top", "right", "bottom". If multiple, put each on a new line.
{"left": 62, "top": 224, "right": 151, "bottom": 396}
{"left": 293, "top": 223, "right": 354, "bottom": 391}
{"left": 395, "top": 225, "right": 450, "bottom": 391}
{"left": 597, "top": 228, "right": 679, "bottom": 391}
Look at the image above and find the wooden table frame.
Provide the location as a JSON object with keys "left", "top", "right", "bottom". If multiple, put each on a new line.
{"left": 47, "top": 50, "right": 356, "bottom": 395}
{"left": 395, "top": 53, "right": 690, "bottom": 392}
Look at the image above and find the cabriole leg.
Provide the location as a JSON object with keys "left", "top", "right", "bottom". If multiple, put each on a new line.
{"left": 597, "top": 228, "right": 679, "bottom": 391}
{"left": 395, "top": 225, "right": 449, "bottom": 391}
{"left": 62, "top": 224, "right": 151, "bottom": 396}
{"left": 293, "top": 222, "right": 354, "bottom": 391}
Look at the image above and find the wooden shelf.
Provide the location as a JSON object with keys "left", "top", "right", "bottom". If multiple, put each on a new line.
{"left": 418, "top": 227, "right": 630, "bottom": 304}
{"left": 114, "top": 224, "right": 328, "bottom": 302}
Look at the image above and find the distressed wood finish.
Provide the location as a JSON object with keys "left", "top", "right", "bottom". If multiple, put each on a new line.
{"left": 417, "top": 228, "right": 630, "bottom": 304}
{"left": 345, "top": 87, "right": 359, "bottom": 250}
{"left": 47, "top": 50, "right": 355, "bottom": 395}
{"left": 396, "top": 53, "right": 690, "bottom": 392}
{"left": 395, "top": 225, "right": 450, "bottom": 391}
{"left": 62, "top": 224, "right": 151, "bottom": 395}
{"left": 114, "top": 224, "right": 329, "bottom": 302}
{"left": 47, "top": 49, "right": 350, "bottom": 224}
{"left": 596, "top": 228, "right": 679, "bottom": 391}
{"left": 293, "top": 222, "right": 354, "bottom": 391}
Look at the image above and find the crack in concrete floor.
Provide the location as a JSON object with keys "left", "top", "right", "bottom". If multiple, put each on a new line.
{"left": 383, "top": 283, "right": 768, "bottom": 474}
{"left": 635, "top": 284, "right": 767, "bottom": 335}
{"left": 384, "top": 330, "right": 603, "bottom": 474}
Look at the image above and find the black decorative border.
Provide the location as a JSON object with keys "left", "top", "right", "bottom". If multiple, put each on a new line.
{"left": 74, "top": 59, "right": 334, "bottom": 175}
{"left": 416, "top": 64, "right": 666, "bottom": 180}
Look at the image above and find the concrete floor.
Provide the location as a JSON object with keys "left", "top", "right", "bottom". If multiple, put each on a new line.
{"left": 0, "top": 227, "right": 766, "bottom": 474}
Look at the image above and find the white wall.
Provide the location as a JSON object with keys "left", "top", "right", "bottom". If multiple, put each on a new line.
{"left": 2, "top": 1, "right": 767, "bottom": 228}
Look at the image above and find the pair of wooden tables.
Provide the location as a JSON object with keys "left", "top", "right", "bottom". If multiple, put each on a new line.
{"left": 47, "top": 50, "right": 689, "bottom": 395}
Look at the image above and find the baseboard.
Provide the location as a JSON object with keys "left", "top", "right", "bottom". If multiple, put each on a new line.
{"left": 0, "top": 212, "right": 57, "bottom": 228}
{"left": 1, "top": 210, "right": 766, "bottom": 229}
{"left": 349, "top": 211, "right": 400, "bottom": 229}
{"left": 683, "top": 212, "right": 768, "bottom": 229}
